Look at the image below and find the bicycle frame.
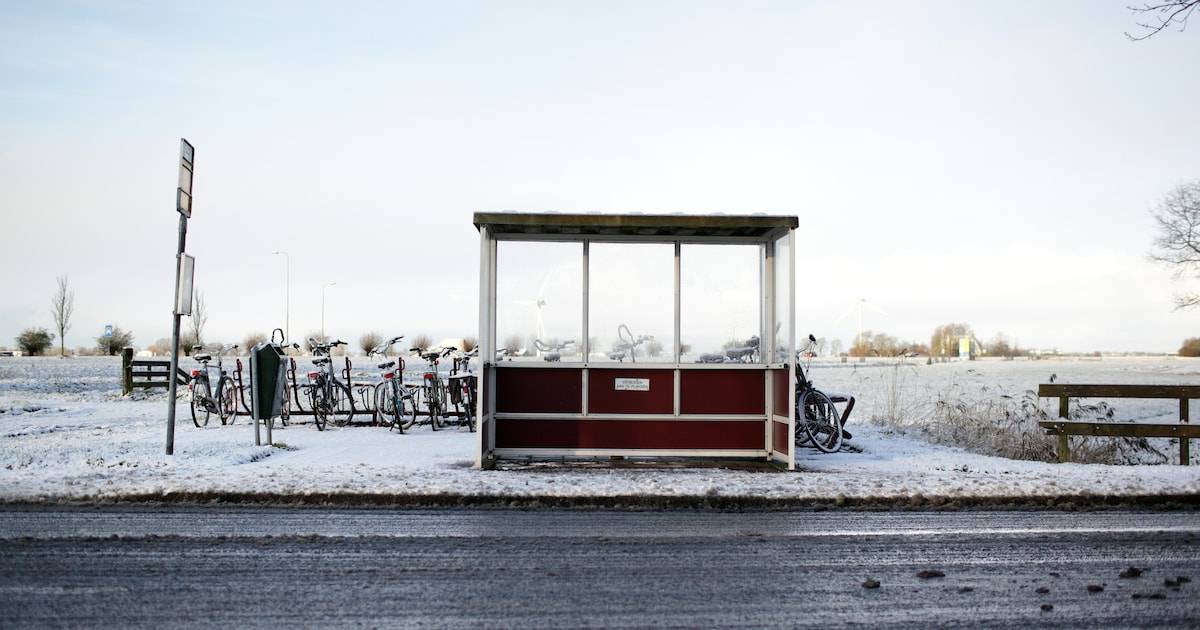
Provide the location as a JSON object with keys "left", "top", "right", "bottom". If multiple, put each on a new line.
{"left": 307, "top": 338, "right": 351, "bottom": 430}
{"left": 610, "top": 324, "right": 652, "bottom": 363}
{"left": 369, "top": 336, "right": 411, "bottom": 430}
{"left": 189, "top": 344, "right": 237, "bottom": 427}
{"left": 415, "top": 346, "right": 453, "bottom": 429}
{"left": 448, "top": 349, "right": 478, "bottom": 431}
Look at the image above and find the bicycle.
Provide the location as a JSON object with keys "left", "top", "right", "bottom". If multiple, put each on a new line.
{"left": 307, "top": 338, "right": 354, "bottom": 431}
{"left": 447, "top": 348, "right": 478, "bottom": 432}
{"left": 370, "top": 336, "right": 418, "bottom": 432}
{"left": 189, "top": 344, "right": 238, "bottom": 427}
{"left": 795, "top": 334, "right": 844, "bottom": 453}
{"left": 609, "top": 324, "right": 652, "bottom": 362}
{"left": 534, "top": 338, "right": 574, "bottom": 362}
{"left": 724, "top": 335, "right": 760, "bottom": 363}
{"left": 413, "top": 346, "right": 454, "bottom": 430}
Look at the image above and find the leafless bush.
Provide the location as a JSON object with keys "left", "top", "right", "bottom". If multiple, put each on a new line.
{"left": 360, "top": 331, "right": 383, "bottom": 355}
{"left": 243, "top": 332, "right": 268, "bottom": 352}
{"left": 409, "top": 334, "right": 433, "bottom": 351}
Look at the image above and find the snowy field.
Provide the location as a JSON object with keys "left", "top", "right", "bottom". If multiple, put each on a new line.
{"left": 2, "top": 355, "right": 1199, "bottom": 506}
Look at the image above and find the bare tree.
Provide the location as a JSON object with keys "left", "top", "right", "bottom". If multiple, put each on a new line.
{"left": 1149, "top": 179, "right": 1200, "bottom": 309}
{"left": 50, "top": 275, "right": 74, "bottom": 357}
{"left": 931, "top": 323, "right": 973, "bottom": 358}
{"left": 188, "top": 290, "right": 208, "bottom": 349}
{"left": 1126, "top": 1, "right": 1199, "bottom": 40}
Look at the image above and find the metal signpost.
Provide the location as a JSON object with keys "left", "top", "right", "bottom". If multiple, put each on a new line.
{"left": 166, "top": 138, "right": 195, "bottom": 455}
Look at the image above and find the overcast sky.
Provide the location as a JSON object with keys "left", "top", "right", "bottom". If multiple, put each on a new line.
{"left": 2, "top": 1, "right": 1198, "bottom": 355}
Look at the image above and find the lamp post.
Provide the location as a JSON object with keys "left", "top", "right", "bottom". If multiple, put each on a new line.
{"left": 321, "top": 281, "right": 336, "bottom": 342}
{"left": 271, "top": 250, "right": 290, "bottom": 346}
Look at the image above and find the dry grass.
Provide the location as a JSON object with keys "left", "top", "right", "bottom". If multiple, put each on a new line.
{"left": 868, "top": 362, "right": 1170, "bottom": 465}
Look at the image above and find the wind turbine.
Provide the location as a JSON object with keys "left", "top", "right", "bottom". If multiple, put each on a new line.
{"left": 513, "top": 270, "right": 555, "bottom": 353}
{"left": 835, "top": 296, "right": 887, "bottom": 350}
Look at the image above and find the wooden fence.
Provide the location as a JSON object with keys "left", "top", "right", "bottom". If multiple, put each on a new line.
{"left": 121, "top": 347, "right": 189, "bottom": 395}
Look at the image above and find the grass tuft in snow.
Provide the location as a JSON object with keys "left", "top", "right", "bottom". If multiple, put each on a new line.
{"left": 867, "top": 363, "right": 1170, "bottom": 465}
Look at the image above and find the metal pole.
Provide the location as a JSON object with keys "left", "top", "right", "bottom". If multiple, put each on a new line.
{"left": 272, "top": 251, "right": 290, "bottom": 344}
{"left": 321, "top": 281, "right": 336, "bottom": 341}
{"left": 166, "top": 213, "right": 187, "bottom": 455}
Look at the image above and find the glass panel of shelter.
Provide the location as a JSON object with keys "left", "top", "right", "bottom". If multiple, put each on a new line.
{"left": 493, "top": 238, "right": 770, "bottom": 365}
{"left": 587, "top": 242, "right": 675, "bottom": 363}
{"left": 680, "top": 243, "right": 763, "bottom": 364}
{"left": 772, "top": 233, "right": 792, "bottom": 365}
{"left": 495, "top": 240, "right": 583, "bottom": 362}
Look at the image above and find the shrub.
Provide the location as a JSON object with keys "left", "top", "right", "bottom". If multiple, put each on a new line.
{"left": 16, "top": 327, "right": 55, "bottom": 356}
{"left": 95, "top": 325, "right": 133, "bottom": 356}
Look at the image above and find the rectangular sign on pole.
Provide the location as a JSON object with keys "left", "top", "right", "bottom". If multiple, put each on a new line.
{"left": 175, "top": 254, "right": 195, "bottom": 316}
{"left": 177, "top": 138, "right": 194, "bottom": 218}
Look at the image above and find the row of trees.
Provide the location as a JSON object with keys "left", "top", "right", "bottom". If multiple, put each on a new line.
{"left": 837, "top": 323, "right": 1027, "bottom": 359}
{"left": 10, "top": 275, "right": 136, "bottom": 356}
{"left": 14, "top": 323, "right": 133, "bottom": 356}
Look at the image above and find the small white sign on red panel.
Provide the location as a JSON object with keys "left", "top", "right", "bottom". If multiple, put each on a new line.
{"left": 614, "top": 378, "right": 650, "bottom": 391}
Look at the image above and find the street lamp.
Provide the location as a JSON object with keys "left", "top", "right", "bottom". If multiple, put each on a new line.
{"left": 321, "top": 281, "right": 336, "bottom": 342}
{"left": 271, "top": 250, "right": 290, "bottom": 346}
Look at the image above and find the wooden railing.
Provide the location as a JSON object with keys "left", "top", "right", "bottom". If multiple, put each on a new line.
{"left": 1037, "top": 383, "right": 1200, "bottom": 465}
{"left": 121, "top": 347, "right": 189, "bottom": 395}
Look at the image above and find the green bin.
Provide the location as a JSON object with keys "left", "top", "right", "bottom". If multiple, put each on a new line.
{"left": 249, "top": 342, "right": 288, "bottom": 421}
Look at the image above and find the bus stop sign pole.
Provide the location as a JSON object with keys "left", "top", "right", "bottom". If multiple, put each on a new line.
{"left": 166, "top": 138, "right": 195, "bottom": 455}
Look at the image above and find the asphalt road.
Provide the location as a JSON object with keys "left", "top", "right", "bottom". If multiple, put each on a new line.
{"left": 1, "top": 507, "right": 1198, "bottom": 628}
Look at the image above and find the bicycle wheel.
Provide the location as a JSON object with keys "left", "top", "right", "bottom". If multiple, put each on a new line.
{"left": 311, "top": 382, "right": 328, "bottom": 431}
{"left": 396, "top": 386, "right": 418, "bottom": 431}
{"left": 800, "top": 390, "right": 843, "bottom": 453}
{"left": 464, "top": 379, "right": 477, "bottom": 432}
{"left": 191, "top": 378, "right": 211, "bottom": 427}
{"left": 793, "top": 390, "right": 813, "bottom": 447}
{"left": 217, "top": 378, "right": 237, "bottom": 425}
{"left": 279, "top": 393, "right": 290, "bottom": 426}
{"left": 375, "top": 382, "right": 398, "bottom": 429}
{"left": 429, "top": 378, "right": 447, "bottom": 430}
{"left": 330, "top": 380, "right": 354, "bottom": 427}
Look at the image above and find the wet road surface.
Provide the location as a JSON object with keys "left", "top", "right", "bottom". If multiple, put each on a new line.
{"left": 1, "top": 507, "right": 1197, "bottom": 628}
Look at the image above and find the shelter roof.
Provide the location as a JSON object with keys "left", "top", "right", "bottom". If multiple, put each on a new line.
{"left": 473, "top": 212, "right": 797, "bottom": 240}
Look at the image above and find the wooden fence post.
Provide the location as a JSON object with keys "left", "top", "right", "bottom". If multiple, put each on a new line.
{"left": 121, "top": 347, "right": 133, "bottom": 395}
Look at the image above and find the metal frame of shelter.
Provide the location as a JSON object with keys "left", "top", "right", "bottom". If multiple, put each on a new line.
{"left": 473, "top": 212, "right": 799, "bottom": 469}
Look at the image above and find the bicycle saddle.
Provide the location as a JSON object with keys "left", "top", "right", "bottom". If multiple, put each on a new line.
{"left": 194, "top": 354, "right": 212, "bottom": 362}
{"left": 312, "top": 357, "right": 331, "bottom": 366}
{"left": 377, "top": 360, "right": 395, "bottom": 370}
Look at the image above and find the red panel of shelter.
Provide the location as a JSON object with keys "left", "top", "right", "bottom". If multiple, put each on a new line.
{"left": 494, "top": 419, "right": 764, "bottom": 450}
{"left": 679, "top": 369, "right": 764, "bottom": 415}
{"left": 588, "top": 369, "right": 673, "bottom": 414}
{"left": 773, "top": 419, "right": 790, "bottom": 453}
{"left": 772, "top": 368, "right": 790, "bottom": 415}
{"left": 494, "top": 368, "right": 582, "bottom": 414}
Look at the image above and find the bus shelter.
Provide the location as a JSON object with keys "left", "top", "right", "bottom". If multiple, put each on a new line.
{"left": 473, "top": 212, "right": 799, "bottom": 469}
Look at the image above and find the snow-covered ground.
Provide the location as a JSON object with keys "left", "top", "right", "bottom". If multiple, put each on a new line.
{"left": 2, "top": 355, "right": 1199, "bottom": 506}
